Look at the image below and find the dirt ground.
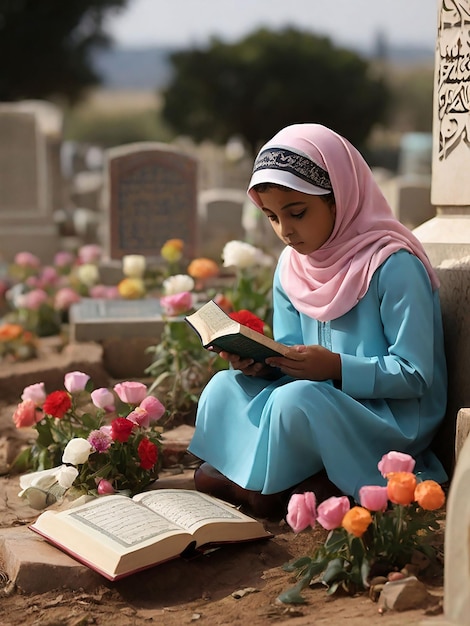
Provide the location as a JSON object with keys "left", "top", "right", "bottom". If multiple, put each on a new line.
{"left": 0, "top": 399, "right": 445, "bottom": 626}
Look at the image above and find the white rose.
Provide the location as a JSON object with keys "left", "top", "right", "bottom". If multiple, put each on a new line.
{"left": 163, "top": 274, "right": 195, "bottom": 295}
{"left": 77, "top": 263, "right": 100, "bottom": 287}
{"left": 56, "top": 464, "right": 79, "bottom": 489}
{"left": 62, "top": 438, "right": 92, "bottom": 465}
{"left": 222, "top": 240, "right": 263, "bottom": 269}
{"left": 123, "top": 254, "right": 146, "bottom": 278}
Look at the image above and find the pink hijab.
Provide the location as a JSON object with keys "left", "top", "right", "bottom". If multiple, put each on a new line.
{"left": 247, "top": 124, "right": 438, "bottom": 322}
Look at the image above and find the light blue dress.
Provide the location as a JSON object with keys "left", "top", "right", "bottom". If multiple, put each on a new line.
{"left": 188, "top": 250, "right": 448, "bottom": 500}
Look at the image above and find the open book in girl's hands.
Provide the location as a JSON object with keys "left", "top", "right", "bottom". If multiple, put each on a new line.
{"left": 185, "top": 300, "right": 289, "bottom": 363}
{"left": 30, "top": 489, "right": 272, "bottom": 581}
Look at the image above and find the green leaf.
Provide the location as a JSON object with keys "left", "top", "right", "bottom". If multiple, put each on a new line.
{"left": 321, "top": 558, "right": 345, "bottom": 585}
{"left": 282, "top": 556, "right": 314, "bottom": 572}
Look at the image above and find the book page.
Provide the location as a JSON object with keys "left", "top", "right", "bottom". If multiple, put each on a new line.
{"left": 185, "top": 301, "right": 238, "bottom": 345}
{"left": 68, "top": 496, "right": 185, "bottom": 548}
{"left": 134, "top": 490, "right": 245, "bottom": 533}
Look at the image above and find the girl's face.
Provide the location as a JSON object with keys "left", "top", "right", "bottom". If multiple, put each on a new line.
{"left": 258, "top": 187, "right": 336, "bottom": 255}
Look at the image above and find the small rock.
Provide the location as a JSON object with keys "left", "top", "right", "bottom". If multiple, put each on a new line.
{"left": 232, "top": 587, "right": 259, "bottom": 599}
{"left": 378, "top": 576, "right": 432, "bottom": 612}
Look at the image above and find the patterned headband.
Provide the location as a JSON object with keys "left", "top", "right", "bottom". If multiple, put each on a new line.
{"left": 252, "top": 147, "right": 332, "bottom": 191}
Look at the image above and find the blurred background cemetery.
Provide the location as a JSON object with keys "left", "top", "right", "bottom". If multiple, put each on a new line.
{"left": 0, "top": 0, "right": 441, "bottom": 393}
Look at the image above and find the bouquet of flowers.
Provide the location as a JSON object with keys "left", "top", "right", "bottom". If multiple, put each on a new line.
{"left": 12, "top": 372, "right": 166, "bottom": 509}
{"left": 0, "top": 322, "right": 38, "bottom": 362}
{"left": 279, "top": 451, "right": 446, "bottom": 603}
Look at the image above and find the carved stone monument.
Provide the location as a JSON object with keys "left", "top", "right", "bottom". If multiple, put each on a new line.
{"left": 414, "top": 0, "right": 470, "bottom": 265}
{"left": 103, "top": 142, "right": 198, "bottom": 262}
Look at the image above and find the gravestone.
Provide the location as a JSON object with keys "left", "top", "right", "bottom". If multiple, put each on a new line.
{"left": 198, "top": 188, "right": 247, "bottom": 259}
{"left": 103, "top": 142, "right": 198, "bottom": 262}
{"left": 0, "top": 101, "right": 62, "bottom": 263}
{"left": 69, "top": 297, "right": 169, "bottom": 378}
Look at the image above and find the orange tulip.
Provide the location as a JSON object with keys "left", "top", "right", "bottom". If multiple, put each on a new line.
{"left": 341, "top": 506, "right": 372, "bottom": 537}
{"left": 386, "top": 471, "right": 417, "bottom": 505}
{"left": 414, "top": 480, "right": 445, "bottom": 511}
{"left": 187, "top": 257, "right": 219, "bottom": 280}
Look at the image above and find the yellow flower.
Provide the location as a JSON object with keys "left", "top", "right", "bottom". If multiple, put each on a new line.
{"left": 118, "top": 278, "right": 146, "bottom": 299}
{"left": 341, "top": 506, "right": 372, "bottom": 537}
{"left": 161, "top": 239, "right": 184, "bottom": 263}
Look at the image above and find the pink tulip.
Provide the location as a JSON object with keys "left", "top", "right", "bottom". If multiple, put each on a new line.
{"left": 127, "top": 406, "right": 150, "bottom": 428}
{"left": 286, "top": 492, "right": 317, "bottom": 533}
{"left": 160, "top": 291, "right": 194, "bottom": 316}
{"left": 114, "top": 381, "right": 148, "bottom": 405}
{"left": 377, "top": 451, "right": 416, "bottom": 478}
{"left": 140, "top": 395, "right": 165, "bottom": 422}
{"left": 316, "top": 496, "right": 351, "bottom": 530}
{"left": 13, "top": 399, "right": 42, "bottom": 428}
{"left": 359, "top": 485, "right": 389, "bottom": 512}
{"left": 64, "top": 371, "right": 90, "bottom": 393}
{"left": 97, "top": 479, "right": 115, "bottom": 495}
{"left": 90, "top": 388, "right": 115, "bottom": 412}
{"left": 21, "top": 382, "right": 46, "bottom": 405}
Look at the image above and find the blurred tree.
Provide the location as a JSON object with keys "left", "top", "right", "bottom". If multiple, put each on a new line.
{"left": 0, "top": 0, "right": 128, "bottom": 103}
{"left": 162, "top": 28, "right": 391, "bottom": 153}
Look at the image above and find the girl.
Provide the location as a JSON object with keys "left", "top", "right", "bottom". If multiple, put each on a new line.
{"left": 188, "top": 123, "right": 448, "bottom": 518}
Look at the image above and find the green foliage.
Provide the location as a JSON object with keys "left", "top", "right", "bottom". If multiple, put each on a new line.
{"left": 64, "top": 108, "right": 173, "bottom": 147}
{"left": 0, "top": 0, "right": 129, "bottom": 102}
{"left": 162, "top": 27, "right": 391, "bottom": 152}
{"left": 145, "top": 320, "right": 227, "bottom": 425}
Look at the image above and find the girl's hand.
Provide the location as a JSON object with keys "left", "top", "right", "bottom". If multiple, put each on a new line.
{"left": 265, "top": 345, "right": 341, "bottom": 382}
{"left": 218, "top": 350, "right": 273, "bottom": 377}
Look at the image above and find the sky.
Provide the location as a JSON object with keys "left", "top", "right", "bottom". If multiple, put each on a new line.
{"left": 104, "top": 0, "right": 439, "bottom": 52}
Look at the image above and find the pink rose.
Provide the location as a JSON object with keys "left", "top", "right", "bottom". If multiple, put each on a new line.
{"left": 286, "top": 492, "right": 317, "bottom": 533}
{"left": 377, "top": 451, "right": 416, "bottom": 478}
{"left": 21, "top": 382, "right": 46, "bottom": 405}
{"left": 160, "top": 291, "right": 194, "bottom": 317}
{"left": 316, "top": 496, "right": 351, "bottom": 530}
{"left": 13, "top": 399, "right": 42, "bottom": 428}
{"left": 359, "top": 485, "right": 389, "bottom": 512}
{"left": 64, "top": 371, "right": 90, "bottom": 393}
{"left": 140, "top": 395, "right": 165, "bottom": 422}
{"left": 14, "top": 251, "right": 40, "bottom": 268}
{"left": 114, "top": 381, "right": 148, "bottom": 405}
{"left": 54, "top": 287, "right": 81, "bottom": 311}
{"left": 91, "top": 388, "right": 115, "bottom": 412}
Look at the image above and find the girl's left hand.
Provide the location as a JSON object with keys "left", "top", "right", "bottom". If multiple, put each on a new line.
{"left": 265, "top": 344, "right": 341, "bottom": 382}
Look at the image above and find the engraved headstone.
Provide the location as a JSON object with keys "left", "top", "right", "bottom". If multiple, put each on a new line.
{"left": 104, "top": 143, "right": 198, "bottom": 261}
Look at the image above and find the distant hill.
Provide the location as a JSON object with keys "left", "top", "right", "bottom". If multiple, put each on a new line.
{"left": 92, "top": 44, "right": 434, "bottom": 91}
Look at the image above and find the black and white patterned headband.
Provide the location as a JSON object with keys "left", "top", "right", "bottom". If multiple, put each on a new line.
{"left": 252, "top": 147, "right": 332, "bottom": 191}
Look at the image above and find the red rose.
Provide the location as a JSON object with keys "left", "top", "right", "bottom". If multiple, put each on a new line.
{"left": 42, "top": 390, "right": 72, "bottom": 419}
{"left": 111, "top": 417, "right": 135, "bottom": 442}
{"left": 229, "top": 310, "right": 265, "bottom": 334}
{"left": 138, "top": 437, "right": 158, "bottom": 470}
